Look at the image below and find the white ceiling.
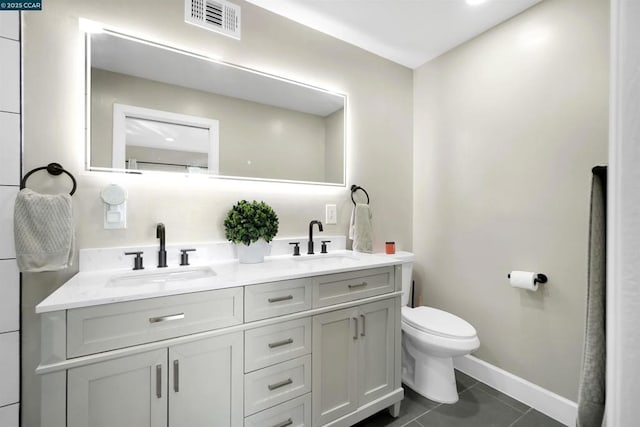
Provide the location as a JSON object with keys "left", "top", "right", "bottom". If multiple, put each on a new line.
{"left": 246, "top": 0, "right": 542, "bottom": 69}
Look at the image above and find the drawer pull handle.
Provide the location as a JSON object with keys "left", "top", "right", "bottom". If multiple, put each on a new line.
{"left": 268, "top": 338, "right": 294, "bottom": 349}
{"left": 271, "top": 418, "right": 293, "bottom": 427}
{"left": 156, "top": 364, "right": 162, "bottom": 398}
{"left": 268, "top": 378, "right": 293, "bottom": 391}
{"left": 268, "top": 295, "right": 294, "bottom": 303}
{"left": 149, "top": 313, "right": 185, "bottom": 323}
{"left": 348, "top": 281, "right": 368, "bottom": 289}
{"left": 173, "top": 360, "right": 180, "bottom": 393}
{"left": 361, "top": 314, "right": 366, "bottom": 337}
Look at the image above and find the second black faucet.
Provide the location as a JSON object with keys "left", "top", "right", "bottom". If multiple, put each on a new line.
{"left": 157, "top": 223, "right": 167, "bottom": 268}
{"left": 308, "top": 220, "right": 324, "bottom": 255}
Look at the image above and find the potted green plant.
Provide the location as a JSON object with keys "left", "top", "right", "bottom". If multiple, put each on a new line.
{"left": 224, "top": 200, "right": 279, "bottom": 263}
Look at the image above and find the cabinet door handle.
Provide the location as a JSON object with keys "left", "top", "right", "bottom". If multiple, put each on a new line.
{"left": 353, "top": 317, "right": 358, "bottom": 340}
{"left": 271, "top": 418, "right": 293, "bottom": 427}
{"left": 268, "top": 338, "right": 294, "bottom": 349}
{"left": 149, "top": 313, "right": 185, "bottom": 323}
{"left": 268, "top": 378, "right": 293, "bottom": 391}
{"left": 268, "top": 295, "right": 294, "bottom": 303}
{"left": 173, "top": 360, "right": 179, "bottom": 393}
{"left": 156, "top": 364, "right": 162, "bottom": 399}
{"left": 360, "top": 314, "right": 366, "bottom": 337}
{"left": 348, "top": 281, "right": 367, "bottom": 289}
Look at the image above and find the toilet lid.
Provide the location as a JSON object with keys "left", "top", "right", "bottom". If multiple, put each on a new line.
{"left": 402, "top": 306, "right": 477, "bottom": 339}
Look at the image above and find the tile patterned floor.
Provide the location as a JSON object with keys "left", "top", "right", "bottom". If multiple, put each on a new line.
{"left": 354, "top": 371, "right": 566, "bottom": 427}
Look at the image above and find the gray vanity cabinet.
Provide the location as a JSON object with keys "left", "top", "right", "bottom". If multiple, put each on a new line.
{"left": 311, "top": 307, "right": 359, "bottom": 425}
{"left": 357, "top": 299, "right": 396, "bottom": 406}
{"left": 311, "top": 298, "right": 396, "bottom": 427}
{"left": 67, "top": 349, "right": 168, "bottom": 427}
{"left": 40, "top": 264, "right": 403, "bottom": 427}
{"left": 168, "top": 333, "right": 244, "bottom": 426}
{"left": 67, "top": 332, "right": 243, "bottom": 427}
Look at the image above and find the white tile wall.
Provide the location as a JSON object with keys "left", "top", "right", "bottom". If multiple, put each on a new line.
{"left": 0, "top": 332, "right": 19, "bottom": 406}
{"left": 0, "top": 260, "right": 18, "bottom": 333}
{"left": 0, "top": 12, "right": 19, "bottom": 426}
{"left": 0, "top": 186, "right": 17, "bottom": 259}
{"left": 0, "top": 11, "right": 19, "bottom": 40}
{"left": 0, "top": 403, "right": 19, "bottom": 427}
{"left": 0, "top": 37, "right": 20, "bottom": 113}
{"left": 0, "top": 112, "right": 20, "bottom": 185}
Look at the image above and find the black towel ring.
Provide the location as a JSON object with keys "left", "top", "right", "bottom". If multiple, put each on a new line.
{"left": 350, "top": 185, "right": 370, "bottom": 206}
{"left": 21, "top": 163, "right": 77, "bottom": 196}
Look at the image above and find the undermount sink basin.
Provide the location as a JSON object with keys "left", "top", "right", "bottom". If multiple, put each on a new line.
{"left": 108, "top": 266, "right": 216, "bottom": 287}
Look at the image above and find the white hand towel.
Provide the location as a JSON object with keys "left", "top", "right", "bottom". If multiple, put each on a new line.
{"left": 349, "top": 207, "right": 355, "bottom": 240}
{"left": 14, "top": 188, "right": 75, "bottom": 272}
{"left": 349, "top": 203, "right": 373, "bottom": 253}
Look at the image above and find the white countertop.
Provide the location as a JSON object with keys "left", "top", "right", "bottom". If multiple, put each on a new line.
{"left": 36, "top": 250, "right": 408, "bottom": 313}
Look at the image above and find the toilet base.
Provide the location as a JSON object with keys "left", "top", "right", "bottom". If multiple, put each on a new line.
{"left": 403, "top": 352, "right": 459, "bottom": 404}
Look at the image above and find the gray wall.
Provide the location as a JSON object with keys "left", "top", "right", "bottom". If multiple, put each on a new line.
{"left": 20, "top": 1, "right": 413, "bottom": 425}
{"left": 413, "top": 0, "right": 608, "bottom": 400}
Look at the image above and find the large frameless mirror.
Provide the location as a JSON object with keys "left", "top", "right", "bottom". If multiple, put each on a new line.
{"left": 86, "top": 29, "right": 346, "bottom": 185}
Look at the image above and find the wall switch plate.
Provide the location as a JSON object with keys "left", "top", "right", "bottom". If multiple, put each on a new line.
{"left": 325, "top": 204, "right": 337, "bottom": 225}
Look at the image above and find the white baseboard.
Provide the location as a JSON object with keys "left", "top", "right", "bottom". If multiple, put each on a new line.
{"left": 454, "top": 355, "right": 577, "bottom": 426}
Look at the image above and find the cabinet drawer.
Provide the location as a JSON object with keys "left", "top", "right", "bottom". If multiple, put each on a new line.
{"left": 245, "top": 317, "right": 311, "bottom": 373}
{"left": 312, "top": 267, "right": 394, "bottom": 307}
{"left": 244, "top": 355, "right": 311, "bottom": 416}
{"left": 245, "top": 278, "right": 312, "bottom": 322}
{"left": 245, "top": 393, "right": 311, "bottom": 427}
{"left": 67, "top": 287, "right": 243, "bottom": 357}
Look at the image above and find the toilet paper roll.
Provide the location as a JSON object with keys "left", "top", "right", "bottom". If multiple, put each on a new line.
{"left": 509, "top": 271, "right": 538, "bottom": 291}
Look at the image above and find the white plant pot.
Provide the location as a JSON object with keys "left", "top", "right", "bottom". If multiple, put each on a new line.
{"left": 236, "top": 239, "right": 270, "bottom": 264}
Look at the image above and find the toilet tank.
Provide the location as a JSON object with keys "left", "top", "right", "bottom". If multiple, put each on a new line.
{"left": 389, "top": 251, "right": 414, "bottom": 307}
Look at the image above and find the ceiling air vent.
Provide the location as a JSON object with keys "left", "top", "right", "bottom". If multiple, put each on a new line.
{"left": 185, "top": 0, "right": 241, "bottom": 40}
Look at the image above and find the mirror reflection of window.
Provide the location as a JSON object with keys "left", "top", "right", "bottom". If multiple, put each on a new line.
{"left": 124, "top": 117, "right": 210, "bottom": 172}
{"left": 111, "top": 104, "right": 220, "bottom": 174}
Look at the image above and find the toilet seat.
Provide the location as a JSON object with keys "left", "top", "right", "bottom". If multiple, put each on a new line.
{"left": 402, "top": 306, "right": 476, "bottom": 339}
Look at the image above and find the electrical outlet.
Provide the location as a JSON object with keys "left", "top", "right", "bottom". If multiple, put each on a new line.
{"left": 325, "top": 204, "right": 337, "bottom": 225}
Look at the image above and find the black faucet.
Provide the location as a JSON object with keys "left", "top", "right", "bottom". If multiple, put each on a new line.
{"left": 308, "top": 220, "right": 324, "bottom": 255}
{"left": 156, "top": 223, "right": 167, "bottom": 268}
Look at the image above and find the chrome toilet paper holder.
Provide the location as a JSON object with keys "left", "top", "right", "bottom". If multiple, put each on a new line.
{"left": 507, "top": 273, "right": 548, "bottom": 284}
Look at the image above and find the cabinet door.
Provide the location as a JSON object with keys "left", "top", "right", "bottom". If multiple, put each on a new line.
{"left": 169, "top": 332, "right": 243, "bottom": 427}
{"left": 358, "top": 299, "right": 395, "bottom": 406}
{"left": 312, "top": 307, "right": 358, "bottom": 427}
{"left": 67, "top": 349, "right": 167, "bottom": 427}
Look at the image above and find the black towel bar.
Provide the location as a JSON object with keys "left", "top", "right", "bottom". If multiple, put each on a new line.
{"left": 350, "top": 185, "right": 370, "bottom": 206}
{"left": 21, "top": 163, "right": 77, "bottom": 195}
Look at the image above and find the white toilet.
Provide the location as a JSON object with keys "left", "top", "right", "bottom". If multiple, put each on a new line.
{"left": 394, "top": 252, "right": 480, "bottom": 404}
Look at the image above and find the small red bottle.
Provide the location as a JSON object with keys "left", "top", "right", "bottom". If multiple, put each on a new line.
{"left": 385, "top": 241, "right": 395, "bottom": 254}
